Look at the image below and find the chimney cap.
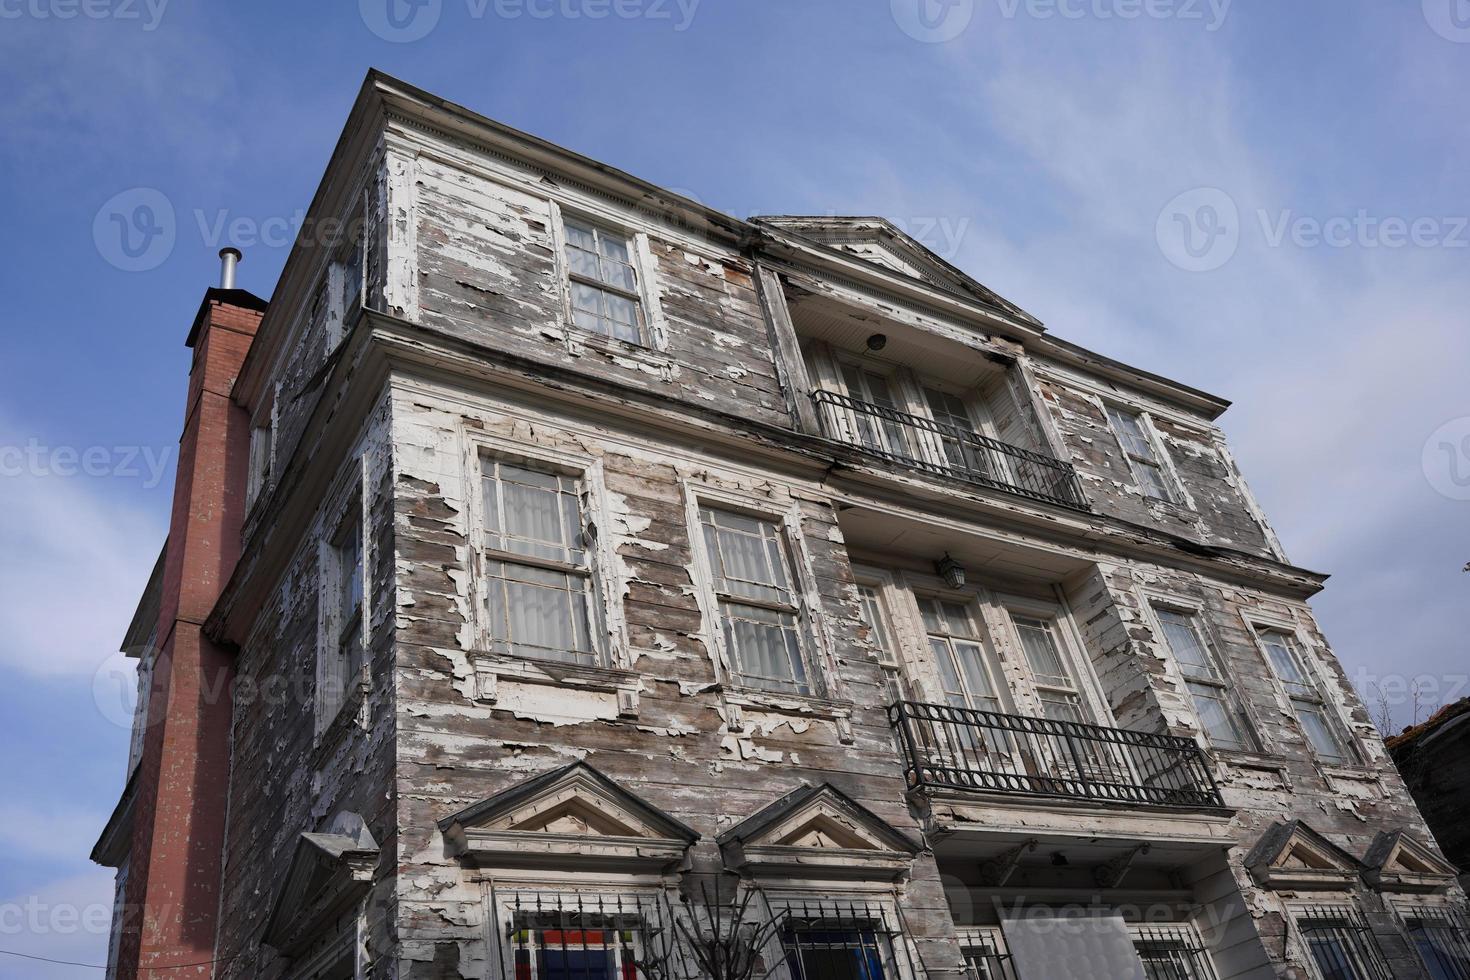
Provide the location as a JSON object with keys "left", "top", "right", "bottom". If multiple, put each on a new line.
{"left": 217, "top": 247, "right": 242, "bottom": 290}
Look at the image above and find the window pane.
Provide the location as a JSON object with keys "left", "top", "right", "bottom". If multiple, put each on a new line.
{"left": 1295, "top": 703, "right": 1351, "bottom": 763}
{"left": 1158, "top": 610, "right": 1216, "bottom": 680}
{"left": 856, "top": 585, "right": 895, "bottom": 665}
{"left": 602, "top": 260, "right": 637, "bottom": 292}
{"left": 481, "top": 461, "right": 597, "bottom": 665}
{"left": 1109, "top": 407, "right": 1155, "bottom": 460}
{"left": 564, "top": 220, "right": 597, "bottom": 251}
{"left": 1013, "top": 617, "right": 1073, "bottom": 689}
{"left": 566, "top": 244, "right": 601, "bottom": 279}
{"left": 1260, "top": 630, "right": 1313, "bottom": 695}
{"left": 704, "top": 509, "right": 792, "bottom": 604}
{"left": 597, "top": 233, "right": 631, "bottom": 263}
{"left": 1135, "top": 460, "right": 1172, "bottom": 500}
{"left": 571, "top": 281, "right": 605, "bottom": 316}
{"left": 722, "top": 602, "right": 807, "bottom": 694}
{"left": 604, "top": 292, "right": 638, "bottom": 328}
{"left": 1188, "top": 681, "right": 1249, "bottom": 750}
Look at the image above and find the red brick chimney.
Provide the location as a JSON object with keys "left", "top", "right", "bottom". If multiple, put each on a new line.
{"left": 114, "top": 251, "right": 266, "bottom": 978}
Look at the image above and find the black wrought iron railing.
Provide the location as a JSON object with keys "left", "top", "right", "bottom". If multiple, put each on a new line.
{"left": 889, "top": 700, "right": 1225, "bottom": 810}
{"left": 812, "top": 389, "right": 1088, "bottom": 510}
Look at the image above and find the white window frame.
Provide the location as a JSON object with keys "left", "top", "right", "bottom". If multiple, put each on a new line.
{"left": 1146, "top": 599, "right": 1258, "bottom": 753}
{"left": 317, "top": 469, "right": 368, "bottom": 734}
{"left": 467, "top": 442, "right": 614, "bottom": 669}
{"left": 550, "top": 203, "right": 666, "bottom": 350}
{"left": 1104, "top": 402, "right": 1178, "bottom": 502}
{"left": 686, "top": 487, "right": 826, "bottom": 700}
{"left": 1249, "top": 619, "right": 1359, "bottom": 766}
{"left": 994, "top": 592, "right": 1111, "bottom": 727}
{"left": 853, "top": 567, "right": 909, "bottom": 704}
{"left": 908, "top": 587, "right": 1011, "bottom": 715}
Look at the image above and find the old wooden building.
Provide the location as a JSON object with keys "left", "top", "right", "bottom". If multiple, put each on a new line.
{"left": 95, "top": 71, "right": 1469, "bottom": 980}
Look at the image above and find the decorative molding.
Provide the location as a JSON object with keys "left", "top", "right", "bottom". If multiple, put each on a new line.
{"left": 263, "top": 812, "right": 379, "bottom": 961}
{"left": 1244, "top": 820, "right": 1362, "bottom": 892}
{"left": 1362, "top": 830, "right": 1460, "bottom": 894}
{"left": 438, "top": 761, "right": 697, "bottom": 874}
{"left": 718, "top": 783, "right": 919, "bottom": 882}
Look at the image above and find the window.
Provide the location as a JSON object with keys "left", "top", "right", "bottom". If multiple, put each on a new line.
{"left": 1401, "top": 907, "right": 1470, "bottom": 980}
{"left": 778, "top": 898, "right": 914, "bottom": 980}
{"left": 322, "top": 503, "right": 365, "bottom": 724}
{"left": 923, "top": 385, "right": 992, "bottom": 478}
{"left": 562, "top": 217, "right": 644, "bottom": 344}
{"left": 856, "top": 581, "right": 906, "bottom": 702}
{"left": 1295, "top": 907, "right": 1391, "bottom": 980}
{"left": 1010, "top": 615, "right": 1088, "bottom": 724}
{"left": 958, "top": 928, "right": 1016, "bottom": 980}
{"left": 1107, "top": 406, "right": 1172, "bottom": 501}
{"left": 247, "top": 421, "right": 272, "bottom": 507}
{"left": 839, "top": 363, "right": 910, "bottom": 458}
{"left": 1258, "top": 629, "right": 1355, "bottom": 764}
{"left": 1154, "top": 607, "right": 1253, "bottom": 751}
{"left": 699, "top": 507, "right": 810, "bottom": 695}
{"left": 1131, "top": 925, "right": 1220, "bottom": 980}
{"left": 502, "top": 892, "right": 645, "bottom": 980}
{"left": 921, "top": 597, "right": 1003, "bottom": 714}
{"left": 479, "top": 459, "right": 600, "bottom": 665}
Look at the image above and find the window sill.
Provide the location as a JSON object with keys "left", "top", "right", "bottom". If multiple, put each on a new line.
{"left": 719, "top": 687, "right": 857, "bottom": 744}
{"left": 567, "top": 332, "right": 674, "bottom": 380}
{"left": 469, "top": 651, "right": 643, "bottom": 717}
{"left": 313, "top": 675, "right": 371, "bottom": 769}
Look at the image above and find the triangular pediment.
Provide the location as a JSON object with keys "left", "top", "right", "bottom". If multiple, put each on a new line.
{"left": 719, "top": 784, "right": 918, "bottom": 881}
{"left": 1362, "top": 830, "right": 1460, "bottom": 893}
{"left": 1246, "top": 821, "right": 1362, "bottom": 891}
{"left": 438, "top": 762, "right": 697, "bottom": 873}
{"left": 752, "top": 216, "right": 1039, "bottom": 326}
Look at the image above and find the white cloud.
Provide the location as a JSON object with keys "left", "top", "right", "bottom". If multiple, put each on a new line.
{"left": 0, "top": 869, "right": 116, "bottom": 980}
{"left": 0, "top": 421, "right": 164, "bottom": 681}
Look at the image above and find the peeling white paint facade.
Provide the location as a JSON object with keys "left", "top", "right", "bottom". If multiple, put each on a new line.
{"left": 187, "top": 73, "right": 1470, "bottom": 980}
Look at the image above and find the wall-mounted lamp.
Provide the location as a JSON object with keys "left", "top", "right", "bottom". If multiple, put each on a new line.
{"left": 936, "top": 553, "right": 966, "bottom": 590}
{"left": 866, "top": 333, "right": 888, "bottom": 352}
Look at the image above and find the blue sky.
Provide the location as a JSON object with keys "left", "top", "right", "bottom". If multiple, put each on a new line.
{"left": 0, "top": 0, "right": 1466, "bottom": 973}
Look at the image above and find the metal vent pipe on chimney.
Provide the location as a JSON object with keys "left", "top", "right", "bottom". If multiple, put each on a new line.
{"left": 218, "top": 247, "right": 242, "bottom": 290}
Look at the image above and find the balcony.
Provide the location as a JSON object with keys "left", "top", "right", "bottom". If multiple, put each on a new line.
{"left": 889, "top": 700, "right": 1225, "bottom": 810}
{"left": 812, "top": 390, "right": 1088, "bottom": 510}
